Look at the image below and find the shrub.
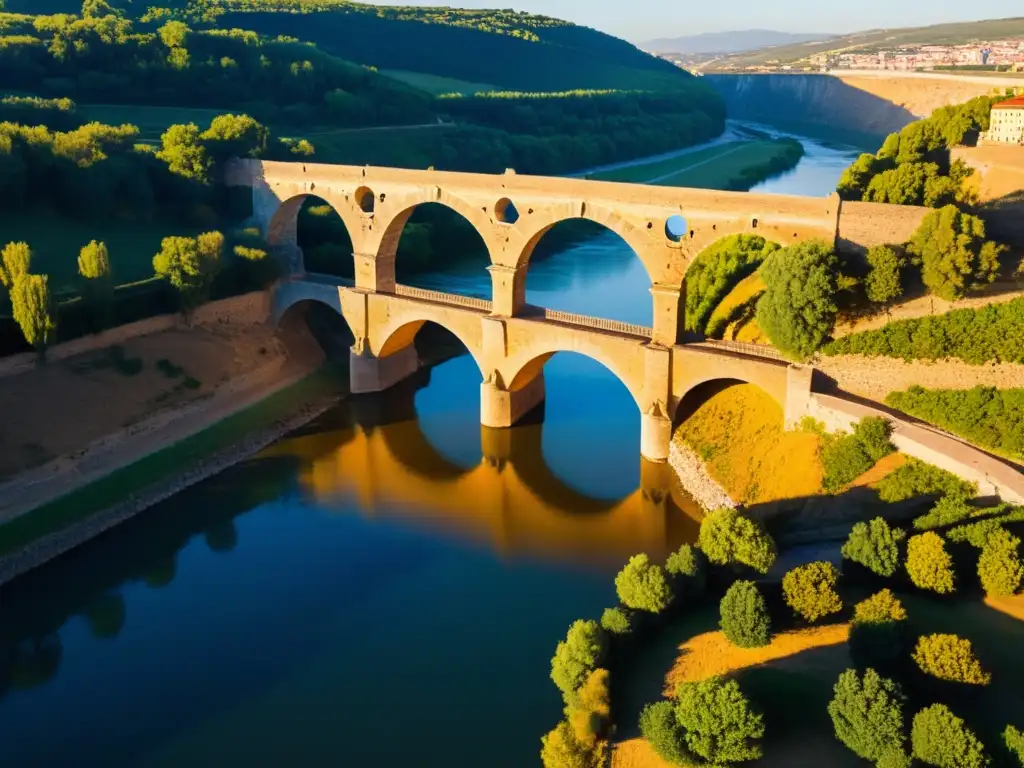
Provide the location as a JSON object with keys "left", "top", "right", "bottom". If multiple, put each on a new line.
{"left": 828, "top": 668, "right": 909, "bottom": 767}
{"left": 948, "top": 507, "right": 1024, "bottom": 547}
{"left": 567, "top": 668, "right": 611, "bottom": 747}
{"left": 665, "top": 543, "right": 707, "bottom": 597}
{"left": 877, "top": 458, "right": 976, "bottom": 504}
{"left": 1005, "top": 725, "right": 1024, "bottom": 766}
{"left": 684, "top": 234, "right": 778, "bottom": 334}
{"left": 755, "top": 239, "right": 838, "bottom": 359}
{"left": 912, "top": 633, "right": 991, "bottom": 685}
{"left": 865, "top": 245, "right": 906, "bottom": 304}
{"left": 782, "top": 561, "right": 843, "bottom": 622}
{"left": 540, "top": 720, "right": 605, "bottom": 768}
{"left": 823, "top": 297, "right": 1024, "bottom": 365}
{"left": 599, "top": 607, "right": 631, "bottom": 636}
{"left": 911, "top": 704, "right": 989, "bottom": 768}
{"left": 639, "top": 701, "right": 691, "bottom": 766}
{"left": 0, "top": 240, "right": 32, "bottom": 291}
{"left": 905, "top": 532, "right": 956, "bottom": 594}
{"left": 886, "top": 386, "right": 1024, "bottom": 461}
{"left": 913, "top": 496, "right": 979, "bottom": 531}
{"left": 11, "top": 273, "right": 56, "bottom": 357}
{"left": 550, "top": 620, "right": 607, "bottom": 703}
{"left": 720, "top": 581, "right": 772, "bottom": 649}
{"left": 614, "top": 554, "right": 673, "bottom": 614}
{"left": 699, "top": 508, "right": 776, "bottom": 575}
{"left": 978, "top": 527, "right": 1023, "bottom": 597}
{"left": 842, "top": 518, "right": 906, "bottom": 577}
{"left": 908, "top": 205, "right": 1003, "bottom": 301}
{"left": 849, "top": 590, "right": 911, "bottom": 672}
{"left": 78, "top": 240, "right": 114, "bottom": 331}
{"left": 675, "top": 676, "right": 765, "bottom": 765}
{"left": 821, "top": 417, "right": 895, "bottom": 492}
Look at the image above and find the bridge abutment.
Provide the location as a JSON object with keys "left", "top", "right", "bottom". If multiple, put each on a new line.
{"left": 784, "top": 364, "right": 814, "bottom": 428}
{"left": 349, "top": 345, "right": 419, "bottom": 394}
{"left": 480, "top": 371, "right": 545, "bottom": 428}
{"left": 640, "top": 410, "right": 673, "bottom": 463}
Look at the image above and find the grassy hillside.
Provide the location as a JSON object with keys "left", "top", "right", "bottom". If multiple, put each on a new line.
{"left": 709, "top": 17, "right": 1024, "bottom": 69}
{"left": 8, "top": 0, "right": 694, "bottom": 92}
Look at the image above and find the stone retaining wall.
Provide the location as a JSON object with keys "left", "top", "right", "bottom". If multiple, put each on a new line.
{"left": 0, "top": 291, "right": 270, "bottom": 380}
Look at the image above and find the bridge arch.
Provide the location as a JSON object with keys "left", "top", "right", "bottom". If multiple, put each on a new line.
{"left": 669, "top": 349, "right": 792, "bottom": 426}
{"left": 372, "top": 313, "right": 486, "bottom": 378}
{"left": 265, "top": 192, "right": 363, "bottom": 278}
{"left": 504, "top": 346, "right": 644, "bottom": 410}
{"left": 371, "top": 190, "right": 498, "bottom": 265}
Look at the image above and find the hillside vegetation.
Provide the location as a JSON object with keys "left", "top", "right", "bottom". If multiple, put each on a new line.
{"left": 8, "top": 0, "right": 695, "bottom": 92}
{"left": 708, "top": 17, "right": 1024, "bottom": 70}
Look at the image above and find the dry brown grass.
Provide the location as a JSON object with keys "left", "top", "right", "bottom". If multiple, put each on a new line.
{"left": 663, "top": 624, "right": 850, "bottom": 693}
{"left": 0, "top": 323, "right": 285, "bottom": 480}
{"left": 706, "top": 271, "right": 765, "bottom": 342}
{"left": 674, "top": 384, "right": 824, "bottom": 505}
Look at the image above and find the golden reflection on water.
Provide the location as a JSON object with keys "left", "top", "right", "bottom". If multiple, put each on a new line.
{"left": 261, "top": 395, "right": 703, "bottom": 568}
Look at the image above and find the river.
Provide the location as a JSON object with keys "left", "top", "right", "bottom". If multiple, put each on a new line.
{"left": 0, "top": 130, "right": 860, "bottom": 767}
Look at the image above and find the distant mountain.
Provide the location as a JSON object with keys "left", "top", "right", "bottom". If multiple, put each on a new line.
{"left": 643, "top": 30, "right": 834, "bottom": 54}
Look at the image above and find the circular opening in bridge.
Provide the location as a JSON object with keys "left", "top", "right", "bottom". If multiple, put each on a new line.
{"left": 665, "top": 214, "right": 688, "bottom": 243}
{"left": 494, "top": 197, "right": 520, "bottom": 224}
{"left": 354, "top": 186, "right": 375, "bottom": 214}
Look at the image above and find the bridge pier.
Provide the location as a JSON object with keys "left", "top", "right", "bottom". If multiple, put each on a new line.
{"left": 349, "top": 345, "right": 419, "bottom": 394}
{"left": 480, "top": 371, "right": 545, "bottom": 428}
{"left": 640, "top": 410, "right": 672, "bottom": 463}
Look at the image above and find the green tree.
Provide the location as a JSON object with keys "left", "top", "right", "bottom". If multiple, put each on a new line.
{"left": 614, "top": 553, "right": 672, "bottom": 613}
{"left": 837, "top": 152, "right": 884, "bottom": 200}
{"left": 599, "top": 607, "right": 631, "bottom": 635}
{"left": 157, "top": 123, "right": 212, "bottom": 183}
{"left": 905, "top": 532, "right": 956, "bottom": 594}
{"left": 201, "top": 113, "right": 270, "bottom": 161}
{"left": 841, "top": 518, "right": 906, "bottom": 577}
{"left": 152, "top": 232, "right": 223, "bottom": 310}
{"left": 849, "top": 590, "right": 911, "bottom": 673}
{"left": 782, "top": 561, "right": 843, "bottom": 622}
{"left": 81, "top": 0, "right": 118, "bottom": 17}
{"left": 566, "top": 668, "right": 610, "bottom": 748}
{"left": 665, "top": 543, "right": 707, "bottom": 598}
{"left": 674, "top": 676, "right": 765, "bottom": 765}
{"left": 755, "top": 240, "right": 838, "bottom": 359}
{"left": 684, "top": 234, "right": 778, "bottom": 333}
{"left": 550, "top": 620, "right": 606, "bottom": 703}
{"left": 158, "top": 20, "right": 190, "bottom": 49}
{"left": 720, "top": 580, "right": 772, "bottom": 649}
{"left": 865, "top": 245, "right": 906, "bottom": 305}
{"left": 912, "top": 704, "right": 989, "bottom": 768}
{"left": 908, "top": 205, "right": 1004, "bottom": 301}
{"left": 540, "top": 720, "right": 604, "bottom": 768}
{"left": 1005, "top": 725, "right": 1024, "bottom": 766}
{"left": 11, "top": 274, "right": 56, "bottom": 358}
{"left": 828, "top": 668, "right": 910, "bottom": 768}
{"left": 912, "top": 633, "right": 991, "bottom": 685}
{"left": 78, "top": 240, "right": 114, "bottom": 331}
{"left": 864, "top": 162, "right": 939, "bottom": 206}
{"left": 639, "top": 701, "right": 692, "bottom": 766}
{"left": 977, "top": 527, "right": 1023, "bottom": 597}
{"left": 699, "top": 508, "right": 776, "bottom": 575}
{"left": 0, "top": 241, "right": 32, "bottom": 291}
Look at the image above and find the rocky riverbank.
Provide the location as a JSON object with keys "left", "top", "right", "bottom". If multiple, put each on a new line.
{"left": 667, "top": 439, "right": 736, "bottom": 512}
{"left": 0, "top": 391, "right": 341, "bottom": 586}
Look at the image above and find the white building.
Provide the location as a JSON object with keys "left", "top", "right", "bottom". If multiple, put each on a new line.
{"left": 982, "top": 96, "right": 1024, "bottom": 146}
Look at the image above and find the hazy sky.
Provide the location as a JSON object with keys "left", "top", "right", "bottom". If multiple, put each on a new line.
{"left": 373, "top": 0, "right": 1022, "bottom": 42}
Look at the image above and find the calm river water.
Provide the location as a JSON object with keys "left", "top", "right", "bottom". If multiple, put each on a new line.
{"left": 0, "top": 131, "right": 859, "bottom": 767}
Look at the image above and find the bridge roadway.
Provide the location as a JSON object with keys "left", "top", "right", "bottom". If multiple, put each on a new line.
{"left": 273, "top": 273, "right": 811, "bottom": 462}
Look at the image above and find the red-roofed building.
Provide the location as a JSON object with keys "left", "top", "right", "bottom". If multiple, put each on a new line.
{"left": 982, "top": 96, "right": 1024, "bottom": 146}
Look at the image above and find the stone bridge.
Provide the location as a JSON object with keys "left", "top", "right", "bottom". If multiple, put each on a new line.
{"left": 225, "top": 159, "right": 928, "bottom": 462}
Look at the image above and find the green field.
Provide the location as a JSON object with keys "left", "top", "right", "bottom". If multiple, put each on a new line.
{"left": 590, "top": 140, "right": 798, "bottom": 189}
{"left": 0, "top": 213, "right": 201, "bottom": 291}
{"left": 77, "top": 104, "right": 225, "bottom": 142}
{"left": 380, "top": 69, "right": 498, "bottom": 95}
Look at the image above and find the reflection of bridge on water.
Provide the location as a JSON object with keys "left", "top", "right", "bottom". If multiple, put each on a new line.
{"left": 263, "top": 372, "right": 703, "bottom": 568}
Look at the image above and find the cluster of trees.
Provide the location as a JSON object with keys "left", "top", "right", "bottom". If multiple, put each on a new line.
{"left": 1, "top": 228, "right": 277, "bottom": 356}
{"left": 824, "top": 296, "right": 1024, "bottom": 364}
{"left": 0, "top": 112, "right": 308, "bottom": 224}
{"left": 886, "top": 385, "right": 1024, "bottom": 461}
{"left": 836, "top": 95, "right": 1003, "bottom": 207}
{"left": 0, "top": 8, "right": 434, "bottom": 126}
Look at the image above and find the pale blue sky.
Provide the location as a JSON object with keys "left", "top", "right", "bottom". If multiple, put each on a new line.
{"left": 374, "top": 0, "right": 1023, "bottom": 43}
